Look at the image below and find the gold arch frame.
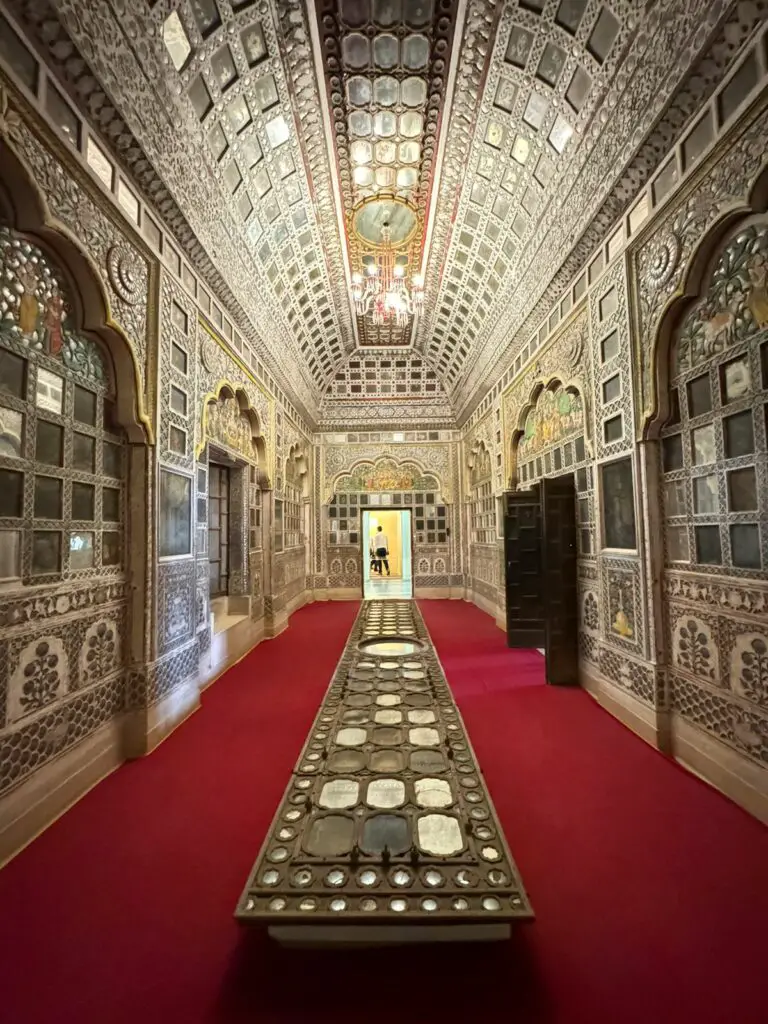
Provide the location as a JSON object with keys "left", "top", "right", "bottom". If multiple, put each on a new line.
{"left": 0, "top": 89, "right": 153, "bottom": 445}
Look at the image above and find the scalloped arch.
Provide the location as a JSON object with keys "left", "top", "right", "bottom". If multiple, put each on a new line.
{"left": 198, "top": 380, "right": 268, "bottom": 480}
{"left": 0, "top": 122, "right": 152, "bottom": 444}
{"left": 644, "top": 161, "right": 768, "bottom": 440}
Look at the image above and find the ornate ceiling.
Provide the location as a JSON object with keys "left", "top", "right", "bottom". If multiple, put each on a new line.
{"left": 3, "top": 0, "right": 758, "bottom": 428}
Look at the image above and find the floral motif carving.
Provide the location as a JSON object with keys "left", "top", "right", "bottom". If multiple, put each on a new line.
{"left": 106, "top": 243, "right": 146, "bottom": 306}
{"left": 730, "top": 634, "right": 768, "bottom": 707}
{"left": 644, "top": 232, "right": 681, "bottom": 289}
{"left": 78, "top": 620, "right": 119, "bottom": 688}
{"left": 583, "top": 592, "right": 599, "bottom": 632}
{"left": 8, "top": 636, "right": 68, "bottom": 723}
{"left": 674, "top": 617, "right": 717, "bottom": 681}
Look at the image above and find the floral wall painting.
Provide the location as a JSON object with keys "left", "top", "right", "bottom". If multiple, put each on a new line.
{"left": 334, "top": 458, "right": 440, "bottom": 495}
{"left": 0, "top": 226, "right": 107, "bottom": 383}
{"left": 676, "top": 223, "right": 768, "bottom": 374}
{"left": 517, "top": 383, "right": 584, "bottom": 460}
{"left": 159, "top": 469, "right": 192, "bottom": 558}
{"left": 600, "top": 457, "right": 637, "bottom": 550}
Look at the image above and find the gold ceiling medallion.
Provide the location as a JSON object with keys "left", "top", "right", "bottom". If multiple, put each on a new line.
{"left": 350, "top": 195, "right": 424, "bottom": 328}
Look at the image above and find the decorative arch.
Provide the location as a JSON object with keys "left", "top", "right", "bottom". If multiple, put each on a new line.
{"left": 644, "top": 161, "right": 768, "bottom": 440}
{"left": 285, "top": 442, "right": 310, "bottom": 498}
{"left": 0, "top": 120, "right": 151, "bottom": 444}
{"left": 197, "top": 381, "right": 268, "bottom": 481}
{"left": 331, "top": 456, "right": 442, "bottom": 497}
{"left": 509, "top": 375, "right": 587, "bottom": 484}
{"left": 466, "top": 440, "right": 491, "bottom": 488}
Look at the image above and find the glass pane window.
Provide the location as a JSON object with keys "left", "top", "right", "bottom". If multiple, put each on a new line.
{"left": 730, "top": 524, "right": 761, "bottom": 569}
{"left": 695, "top": 525, "right": 722, "bottom": 565}
{"left": 103, "top": 441, "right": 121, "bottom": 478}
{"left": 103, "top": 487, "right": 120, "bottom": 522}
{"left": 727, "top": 467, "right": 757, "bottom": 511}
{"left": 34, "top": 476, "right": 62, "bottom": 519}
{"left": 693, "top": 474, "right": 718, "bottom": 514}
{"left": 74, "top": 385, "right": 97, "bottom": 425}
{"left": 667, "top": 526, "right": 689, "bottom": 562}
{"left": 720, "top": 355, "right": 751, "bottom": 403}
{"left": 691, "top": 424, "right": 716, "bottom": 465}
{"left": 32, "top": 530, "right": 61, "bottom": 574}
{"left": 36, "top": 368, "right": 63, "bottom": 414}
{"left": 69, "top": 531, "right": 94, "bottom": 570}
{"left": 0, "top": 348, "right": 26, "bottom": 397}
{"left": 0, "top": 406, "right": 24, "bottom": 458}
{"left": 35, "top": 419, "right": 63, "bottom": 466}
{"left": 687, "top": 374, "right": 712, "bottom": 417}
{"left": 72, "top": 481, "right": 95, "bottom": 520}
{"left": 723, "top": 410, "right": 754, "bottom": 458}
{"left": 0, "top": 468, "right": 23, "bottom": 517}
{"left": 662, "top": 434, "right": 683, "bottom": 471}
{"left": 73, "top": 432, "right": 95, "bottom": 472}
{"left": 102, "top": 531, "right": 121, "bottom": 566}
{"left": 0, "top": 528, "right": 21, "bottom": 578}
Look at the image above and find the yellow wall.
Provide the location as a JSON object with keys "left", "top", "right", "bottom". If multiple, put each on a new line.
{"left": 368, "top": 510, "right": 403, "bottom": 577}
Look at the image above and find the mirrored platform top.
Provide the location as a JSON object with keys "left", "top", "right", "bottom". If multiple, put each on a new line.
{"left": 236, "top": 600, "right": 533, "bottom": 928}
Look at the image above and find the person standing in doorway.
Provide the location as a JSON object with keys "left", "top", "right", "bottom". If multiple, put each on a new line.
{"left": 375, "top": 525, "right": 390, "bottom": 577}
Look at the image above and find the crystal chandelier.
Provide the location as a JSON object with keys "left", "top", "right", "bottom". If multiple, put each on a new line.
{"left": 350, "top": 222, "right": 424, "bottom": 328}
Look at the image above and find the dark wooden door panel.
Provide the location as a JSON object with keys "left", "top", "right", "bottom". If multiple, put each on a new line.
{"left": 542, "top": 474, "right": 578, "bottom": 685}
{"left": 504, "top": 488, "right": 546, "bottom": 649}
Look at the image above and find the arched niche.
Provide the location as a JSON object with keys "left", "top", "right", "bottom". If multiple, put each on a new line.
{"left": 331, "top": 456, "right": 442, "bottom": 497}
{"left": 198, "top": 382, "right": 268, "bottom": 484}
{"left": 467, "top": 440, "right": 491, "bottom": 488}
{"left": 651, "top": 212, "right": 768, "bottom": 573}
{"left": 285, "top": 442, "right": 310, "bottom": 498}
{"left": 510, "top": 377, "right": 587, "bottom": 486}
{"left": 644, "top": 162, "right": 768, "bottom": 441}
{"left": 0, "top": 129, "right": 151, "bottom": 445}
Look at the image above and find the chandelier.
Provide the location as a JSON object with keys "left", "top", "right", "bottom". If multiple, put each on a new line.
{"left": 350, "top": 222, "right": 424, "bottom": 328}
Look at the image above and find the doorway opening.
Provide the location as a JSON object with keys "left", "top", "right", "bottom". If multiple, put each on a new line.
{"left": 362, "top": 509, "right": 413, "bottom": 600}
{"left": 504, "top": 475, "right": 579, "bottom": 685}
{"left": 208, "top": 463, "right": 230, "bottom": 598}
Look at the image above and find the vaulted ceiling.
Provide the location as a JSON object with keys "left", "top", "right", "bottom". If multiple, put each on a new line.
{"left": 7, "top": 0, "right": 758, "bottom": 428}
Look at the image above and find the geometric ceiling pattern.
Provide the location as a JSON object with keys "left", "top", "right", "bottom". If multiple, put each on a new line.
{"left": 314, "top": 0, "right": 459, "bottom": 347}
{"left": 3, "top": 0, "right": 754, "bottom": 428}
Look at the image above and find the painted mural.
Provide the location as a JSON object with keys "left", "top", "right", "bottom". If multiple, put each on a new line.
{"left": 468, "top": 445, "right": 491, "bottom": 487}
{"left": 335, "top": 459, "right": 439, "bottom": 494}
{"left": 204, "top": 393, "right": 259, "bottom": 462}
{"left": 0, "top": 226, "right": 106, "bottom": 382}
{"left": 676, "top": 222, "right": 768, "bottom": 373}
{"left": 517, "top": 384, "right": 584, "bottom": 459}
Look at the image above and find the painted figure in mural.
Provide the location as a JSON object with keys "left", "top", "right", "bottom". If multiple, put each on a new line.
{"left": 16, "top": 263, "right": 39, "bottom": 336}
{"left": 519, "top": 386, "right": 583, "bottom": 457}
{"left": 701, "top": 296, "right": 741, "bottom": 354}
{"left": 747, "top": 253, "right": 768, "bottom": 327}
{"left": 44, "top": 289, "right": 66, "bottom": 354}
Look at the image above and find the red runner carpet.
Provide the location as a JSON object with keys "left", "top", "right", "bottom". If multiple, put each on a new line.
{"left": 0, "top": 598, "right": 765, "bottom": 1023}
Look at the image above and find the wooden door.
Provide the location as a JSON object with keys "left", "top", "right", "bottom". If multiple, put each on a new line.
{"left": 504, "top": 487, "right": 546, "bottom": 649}
{"left": 208, "top": 464, "right": 230, "bottom": 597}
{"left": 541, "top": 475, "right": 579, "bottom": 685}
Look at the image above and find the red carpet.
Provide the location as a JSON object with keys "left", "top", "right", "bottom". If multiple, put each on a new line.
{"left": 0, "top": 598, "right": 766, "bottom": 1024}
